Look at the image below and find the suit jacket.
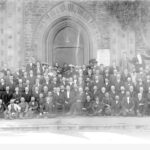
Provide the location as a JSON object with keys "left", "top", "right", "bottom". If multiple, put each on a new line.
{"left": 53, "top": 92, "right": 65, "bottom": 106}
{"left": 6, "top": 81, "right": 16, "bottom": 93}
{"left": 114, "top": 80, "right": 124, "bottom": 92}
{"left": 103, "top": 82, "right": 111, "bottom": 92}
{"left": 28, "top": 101, "right": 38, "bottom": 111}
{"left": 121, "top": 96, "right": 135, "bottom": 110}
{"left": 135, "top": 97, "right": 146, "bottom": 110}
{"left": 124, "top": 81, "right": 134, "bottom": 91}
{"left": 111, "top": 99, "right": 122, "bottom": 111}
{"left": 109, "top": 75, "right": 117, "bottom": 85}
{"left": 92, "top": 90, "right": 100, "bottom": 100}
{"left": 3, "top": 91, "right": 13, "bottom": 105}
{"left": 64, "top": 90, "right": 75, "bottom": 104}
{"left": 43, "top": 101, "right": 53, "bottom": 112}
{"left": 13, "top": 92, "right": 21, "bottom": 104}
{"left": 49, "top": 82, "right": 59, "bottom": 91}
{"left": 32, "top": 91, "right": 40, "bottom": 101}
{"left": 102, "top": 96, "right": 113, "bottom": 107}
{"left": 0, "top": 83, "right": 6, "bottom": 98}
{"left": 22, "top": 92, "right": 32, "bottom": 103}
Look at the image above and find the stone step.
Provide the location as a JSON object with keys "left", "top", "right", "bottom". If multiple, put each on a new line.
{"left": 0, "top": 117, "right": 150, "bottom": 132}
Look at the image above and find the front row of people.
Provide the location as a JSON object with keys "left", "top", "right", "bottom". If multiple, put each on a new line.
{"left": 0, "top": 89, "right": 150, "bottom": 119}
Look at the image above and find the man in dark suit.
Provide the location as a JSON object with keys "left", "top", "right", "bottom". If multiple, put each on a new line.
{"left": 22, "top": 86, "right": 32, "bottom": 103}
{"left": 6, "top": 75, "right": 16, "bottom": 93}
{"left": 49, "top": 77, "right": 59, "bottom": 91}
{"left": 114, "top": 74, "right": 124, "bottom": 93}
{"left": 64, "top": 85, "right": 75, "bottom": 113}
{"left": 135, "top": 93, "right": 146, "bottom": 116}
{"left": 3, "top": 86, "right": 13, "bottom": 106}
{"left": 82, "top": 95, "right": 93, "bottom": 115}
{"left": 102, "top": 92, "right": 113, "bottom": 116}
{"left": 111, "top": 95, "right": 122, "bottom": 116}
{"left": 121, "top": 91, "right": 135, "bottom": 116}
{"left": 69, "top": 87, "right": 86, "bottom": 115}
{"left": 92, "top": 85, "right": 100, "bottom": 100}
{"left": 103, "top": 78, "right": 111, "bottom": 92}
{"left": 53, "top": 87, "right": 65, "bottom": 114}
{"left": 92, "top": 96, "right": 104, "bottom": 116}
{"left": 92, "top": 75, "right": 104, "bottom": 91}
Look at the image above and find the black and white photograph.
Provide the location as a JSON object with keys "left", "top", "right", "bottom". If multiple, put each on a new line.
{"left": 1, "top": 0, "right": 150, "bottom": 146}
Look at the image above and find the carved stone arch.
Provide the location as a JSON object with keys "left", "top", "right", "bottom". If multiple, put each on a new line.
{"left": 32, "top": 1, "right": 100, "bottom": 65}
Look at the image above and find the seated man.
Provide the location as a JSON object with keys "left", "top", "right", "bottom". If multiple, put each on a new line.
{"left": 135, "top": 93, "right": 146, "bottom": 116}
{"left": 42, "top": 96, "right": 54, "bottom": 117}
{"left": 53, "top": 87, "right": 65, "bottom": 114}
{"left": 5, "top": 99, "right": 21, "bottom": 119}
{"left": 26, "top": 97, "right": 38, "bottom": 118}
{"left": 69, "top": 87, "right": 85, "bottom": 115}
{"left": 121, "top": 91, "right": 135, "bottom": 116}
{"left": 13, "top": 87, "right": 21, "bottom": 104}
{"left": 102, "top": 92, "right": 113, "bottom": 116}
{"left": 82, "top": 95, "right": 93, "bottom": 116}
{"left": 18, "top": 97, "right": 29, "bottom": 118}
{"left": 92, "top": 96, "right": 104, "bottom": 116}
{"left": 111, "top": 95, "right": 122, "bottom": 116}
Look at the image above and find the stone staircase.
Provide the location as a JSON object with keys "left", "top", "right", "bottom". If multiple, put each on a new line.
{"left": 0, "top": 116, "right": 150, "bottom": 132}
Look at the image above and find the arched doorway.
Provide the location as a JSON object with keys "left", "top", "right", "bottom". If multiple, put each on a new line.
{"left": 32, "top": 1, "right": 100, "bottom": 65}
{"left": 53, "top": 26, "right": 84, "bottom": 66}
{"left": 45, "top": 17, "right": 91, "bottom": 65}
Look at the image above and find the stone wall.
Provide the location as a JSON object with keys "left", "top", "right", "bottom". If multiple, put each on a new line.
{"left": 0, "top": 0, "right": 150, "bottom": 70}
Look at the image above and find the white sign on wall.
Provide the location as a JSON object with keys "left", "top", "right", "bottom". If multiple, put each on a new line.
{"left": 97, "top": 49, "right": 110, "bottom": 66}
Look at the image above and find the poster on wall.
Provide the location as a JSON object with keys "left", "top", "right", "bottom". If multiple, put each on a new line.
{"left": 97, "top": 49, "right": 110, "bottom": 66}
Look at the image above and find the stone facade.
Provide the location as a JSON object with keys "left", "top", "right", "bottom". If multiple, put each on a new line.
{"left": 0, "top": 0, "right": 150, "bottom": 70}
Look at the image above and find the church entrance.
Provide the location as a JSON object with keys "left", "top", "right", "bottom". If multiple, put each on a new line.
{"left": 53, "top": 25, "right": 84, "bottom": 66}
{"left": 32, "top": 1, "right": 99, "bottom": 66}
{"left": 45, "top": 17, "right": 91, "bottom": 66}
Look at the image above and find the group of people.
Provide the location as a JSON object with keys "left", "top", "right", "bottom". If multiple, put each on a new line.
{"left": 0, "top": 53, "right": 150, "bottom": 119}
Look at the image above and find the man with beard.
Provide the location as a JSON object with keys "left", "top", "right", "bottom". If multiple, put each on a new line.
{"left": 22, "top": 86, "right": 32, "bottom": 103}
{"left": 53, "top": 87, "right": 65, "bottom": 114}
{"left": 3, "top": 86, "right": 13, "bottom": 106}
{"left": 102, "top": 92, "right": 113, "bottom": 116}
{"left": 121, "top": 91, "right": 135, "bottom": 116}
{"left": 64, "top": 85, "right": 75, "bottom": 113}
{"left": 92, "top": 96, "right": 104, "bottom": 116}
{"left": 69, "top": 87, "right": 85, "bottom": 115}
{"left": 111, "top": 95, "right": 122, "bottom": 116}
{"left": 27, "top": 96, "right": 38, "bottom": 118}
{"left": 82, "top": 95, "right": 93, "bottom": 116}
{"left": 135, "top": 93, "right": 146, "bottom": 116}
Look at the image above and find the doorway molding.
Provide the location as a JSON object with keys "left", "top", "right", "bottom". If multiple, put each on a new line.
{"left": 32, "top": 1, "right": 100, "bottom": 65}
